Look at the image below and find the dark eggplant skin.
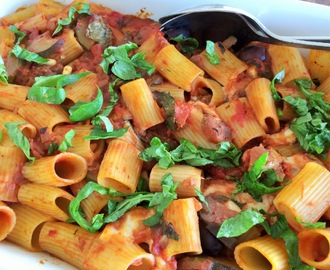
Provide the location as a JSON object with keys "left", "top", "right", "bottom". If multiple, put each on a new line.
{"left": 177, "top": 256, "right": 241, "bottom": 270}
{"left": 38, "top": 39, "right": 64, "bottom": 58}
{"left": 199, "top": 222, "right": 224, "bottom": 257}
{"left": 237, "top": 45, "right": 266, "bottom": 62}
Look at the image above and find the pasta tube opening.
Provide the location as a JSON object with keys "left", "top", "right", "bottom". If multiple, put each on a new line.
{"left": 0, "top": 202, "right": 16, "bottom": 241}
{"left": 236, "top": 246, "right": 272, "bottom": 270}
{"left": 298, "top": 229, "right": 330, "bottom": 269}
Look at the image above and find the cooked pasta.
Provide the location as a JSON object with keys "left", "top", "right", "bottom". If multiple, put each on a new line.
{"left": 1, "top": 1, "right": 330, "bottom": 270}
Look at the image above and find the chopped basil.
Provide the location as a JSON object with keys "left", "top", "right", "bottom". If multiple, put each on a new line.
{"left": 68, "top": 173, "right": 178, "bottom": 233}
{"left": 170, "top": 34, "right": 199, "bottom": 53}
{"left": 69, "top": 88, "right": 103, "bottom": 122}
{"left": 28, "top": 72, "right": 91, "bottom": 104}
{"left": 58, "top": 129, "right": 76, "bottom": 152}
{"left": 100, "top": 42, "right": 155, "bottom": 80}
{"left": 9, "top": 25, "right": 26, "bottom": 44}
{"left": 270, "top": 68, "right": 285, "bottom": 102}
{"left": 217, "top": 209, "right": 266, "bottom": 238}
{"left": 91, "top": 80, "right": 119, "bottom": 132}
{"left": 0, "top": 56, "right": 8, "bottom": 85}
{"left": 233, "top": 152, "right": 283, "bottom": 201}
{"left": 9, "top": 25, "right": 49, "bottom": 64}
{"left": 83, "top": 126, "right": 128, "bottom": 140}
{"left": 284, "top": 78, "right": 330, "bottom": 154}
{"left": 296, "top": 217, "right": 326, "bottom": 229}
{"left": 139, "top": 137, "right": 242, "bottom": 169}
{"left": 153, "top": 91, "right": 176, "bottom": 130}
{"left": 11, "top": 45, "right": 49, "bottom": 64}
{"left": 206, "top": 40, "right": 220, "bottom": 65}
{"left": 4, "top": 122, "right": 35, "bottom": 161}
{"left": 53, "top": 2, "right": 91, "bottom": 35}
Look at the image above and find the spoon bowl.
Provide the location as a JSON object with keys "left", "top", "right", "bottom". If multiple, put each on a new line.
{"left": 160, "top": 5, "right": 330, "bottom": 51}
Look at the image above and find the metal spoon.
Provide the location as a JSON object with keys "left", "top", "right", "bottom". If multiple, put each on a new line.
{"left": 159, "top": 4, "right": 330, "bottom": 51}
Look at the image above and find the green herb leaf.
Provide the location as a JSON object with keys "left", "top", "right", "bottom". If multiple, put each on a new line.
{"left": 84, "top": 126, "right": 128, "bottom": 140}
{"left": 100, "top": 42, "right": 155, "bottom": 80}
{"left": 9, "top": 25, "right": 26, "bottom": 44}
{"left": 138, "top": 137, "right": 174, "bottom": 168}
{"left": 91, "top": 80, "right": 119, "bottom": 131}
{"left": 283, "top": 78, "right": 330, "bottom": 154}
{"left": 270, "top": 68, "right": 285, "bottom": 102}
{"left": 217, "top": 209, "right": 266, "bottom": 238}
{"left": 53, "top": 2, "right": 91, "bottom": 35}
{"left": 194, "top": 188, "right": 209, "bottom": 209}
{"left": 206, "top": 40, "right": 220, "bottom": 65}
{"left": 233, "top": 152, "right": 283, "bottom": 201}
{"left": 0, "top": 56, "right": 8, "bottom": 85}
{"left": 58, "top": 129, "right": 75, "bottom": 152}
{"left": 11, "top": 45, "right": 49, "bottom": 64}
{"left": 28, "top": 72, "right": 91, "bottom": 104}
{"left": 139, "top": 137, "right": 242, "bottom": 169}
{"left": 296, "top": 217, "right": 326, "bottom": 229}
{"left": 69, "top": 88, "right": 103, "bottom": 122}
{"left": 4, "top": 122, "right": 35, "bottom": 161}
{"left": 47, "top": 142, "right": 59, "bottom": 154}
{"left": 68, "top": 174, "right": 178, "bottom": 233}
{"left": 170, "top": 34, "right": 199, "bottom": 53}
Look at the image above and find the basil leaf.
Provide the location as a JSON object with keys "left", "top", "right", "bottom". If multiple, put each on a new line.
{"left": 139, "top": 137, "right": 242, "bottom": 169}
{"left": 138, "top": 137, "right": 174, "bottom": 168}
{"left": 283, "top": 78, "right": 330, "bottom": 154}
{"left": 100, "top": 42, "right": 155, "bottom": 80}
{"left": 153, "top": 91, "right": 176, "bottom": 130}
{"left": 53, "top": 2, "right": 91, "bottom": 35}
{"left": 28, "top": 72, "right": 91, "bottom": 104}
{"left": 11, "top": 45, "right": 49, "bottom": 64}
{"left": 0, "top": 55, "right": 8, "bottom": 85}
{"left": 68, "top": 174, "right": 178, "bottom": 233}
{"left": 194, "top": 188, "right": 209, "bottom": 209}
{"left": 206, "top": 40, "right": 220, "bottom": 65}
{"left": 9, "top": 25, "right": 26, "bottom": 44}
{"left": 270, "top": 68, "right": 285, "bottom": 102}
{"left": 58, "top": 129, "right": 75, "bottom": 152}
{"left": 217, "top": 209, "right": 266, "bottom": 238}
{"left": 69, "top": 88, "right": 103, "bottom": 121}
{"left": 170, "top": 34, "right": 199, "bottom": 53}
{"left": 84, "top": 126, "right": 128, "bottom": 140}
{"left": 296, "top": 217, "right": 326, "bottom": 229}
{"left": 233, "top": 152, "right": 283, "bottom": 201}
{"left": 4, "top": 122, "right": 35, "bottom": 161}
{"left": 91, "top": 80, "right": 119, "bottom": 131}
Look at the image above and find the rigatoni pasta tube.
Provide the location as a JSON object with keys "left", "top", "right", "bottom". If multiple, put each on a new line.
{"left": 18, "top": 183, "right": 74, "bottom": 221}
{"left": 216, "top": 98, "right": 266, "bottom": 149}
{"left": 17, "top": 100, "right": 71, "bottom": 131}
{"left": 39, "top": 221, "right": 96, "bottom": 269}
{"left": 120, "top": 78, "right": 165, "bottom": 134}
{"left": 22, "top": 152, "right": 87, "bottom": 187}
{"left": 0, "top": 83, "right": 29, "bottom": 111}
{"left": 64, "top": 72, "right": 98, "bottom": 103}
{"left": 191, "top": 76, "right": 226, "bottom": 107}
{"left": 307, "top": 49, "right": 330, "bottom": 84}
{"left": 153, "top": 44, "right": 204, "bottom": 91}
{"left": 84, "top": 235, "right": 155, "bottom": 270}
{"left": 0, "top": 201, "right": 16, "bottom": 241}
{"left": 149, "top": 164, "right": 203, "bottom": 197}
{"left": 151, "top": 82, "right": 185, "bottom": 102}
{"left": 198, "top": 42, "right": 249, "bottom": 88}
{"left": 97, "top": 139, "right": 143, "bottom": 193}
{"left": 273, "top": 162, "right": 330, "bottom": 231}
{"left": 6, "top": 203, "right": 54, "bottom": 251}
{"left": 53, "top": 124, "right": 105, "bottom": 164}
{"left": 298, "top": 228, "right": 330, "bottom": 269}
{"left": 245, "top": 77, "right": 280, "bottom": 134}
{"left": 268, "top": 44, "right": 311, "bottom": 85}
{"left": 163, "top": 198, "right": 202, "bottom": 257}
{"left": 0, "top": 145, "right": 26, "bottom": 202}
{"left": 234, "top": 235, "right": 290, "bottom": 270}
